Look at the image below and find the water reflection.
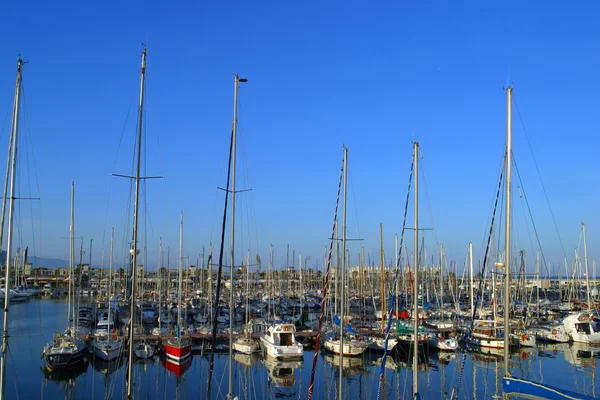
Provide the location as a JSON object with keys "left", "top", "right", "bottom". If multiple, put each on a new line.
{"left": 323, "top": 353, "right": 368, "bottom": 376}
{"left": 91, "top": 354, "right": 125, "bottom": 376}
{"left": 161, "top": 354, "right": 193, "bottom": 378}
{"left": 233, "top": 352, "right": 260, "bottom": 367}
{"left": 263, "top": 355, "right": 302, "bottom": 387}
{"left": 41, "top": 360, "right": 89, "bottom": 382}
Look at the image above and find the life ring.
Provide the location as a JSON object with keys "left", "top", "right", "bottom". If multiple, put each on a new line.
{"left": 590, "top": 315, "right": 594, "bottom": 321}
{"left": 282, "top": 326, "right": 289, "bottom": 331}
{"left": 552, "top": 328, "right": 557, "bottom": 335}
{"left": 521, "top": 334, "right": 528, "bottom": 341}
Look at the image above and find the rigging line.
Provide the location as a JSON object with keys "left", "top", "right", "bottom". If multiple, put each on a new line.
{"left": 513, "top": 160, "right": 542, "bottom": 277}
{"left": 19, "top": 82, "right": 42, "bottom": 267}
{"left": 478, "top": 155, "right": 506, "bottom": 265}
{"left": 513, "top": 94, "right": 569, "bottom": 263}
{"left": 206, "top": 130, "right": 234, "bottom": 400}
{"left": 453, "top": 155, "right": 506, "bottom": 400}
{"left": 419, "top": 153, "right": 442, "bottom": 257}
{"left": 307, "top": 155, "right": 344, "bottom": 400}
{"left": 110, "top": 102, "right": 134, "bottom": 174}
{"left": 347, "top": 161, "right": 364, "bottom": 246}
{"left": 377, "top": 153, "right": 414, "bottom": 400}
{"left": 0, "top": 106, "right": 9, "bottom": 145}
{"left": 237, "top": 119, "right": 260, "bottom": 257}
{"left": 512, "top": 155, "right": 552, "bottom": 279}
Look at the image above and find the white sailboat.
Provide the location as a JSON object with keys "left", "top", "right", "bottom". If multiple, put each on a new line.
{"left": 322, "top": 148, "right": 368, "bottom": 359}
{"left": 43, "top": 181, "right": 88, "bottom": 372}
{"left": 92, "top": 227, "right": 123, "bottom": 361}
{"left": 232, "top": 251, "right": 259, "bottom": 354}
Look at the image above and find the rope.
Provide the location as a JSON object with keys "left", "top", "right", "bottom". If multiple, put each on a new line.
{"left": 513, "top": 95, "right": 569, "bottom": 263}
{"left": 307, "top": 156, "right": 344, "bottom": 400}
{"left": 377, "top": 153, "right": 414, "bottom": 400}
{"left": 512, "top": 157, "right": 551, "bottom": 279}
{"left": 452, "top": 155, "right": 505, "bottom": 399}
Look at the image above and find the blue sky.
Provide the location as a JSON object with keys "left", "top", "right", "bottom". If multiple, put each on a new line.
{"left": 0, "top": 1, "right": 598, "bottom": 276}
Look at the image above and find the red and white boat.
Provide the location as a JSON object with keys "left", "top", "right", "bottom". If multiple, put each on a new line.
{"left": 162, "top": 213, "right": 192, "bottom": 364}
{"left": 162, "top": 336, "right": 192, "bottom": 363}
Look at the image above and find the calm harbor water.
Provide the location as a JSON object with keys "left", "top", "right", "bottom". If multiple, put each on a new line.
{"left": 2, "top": 297, "right": 599, "bottom": 399}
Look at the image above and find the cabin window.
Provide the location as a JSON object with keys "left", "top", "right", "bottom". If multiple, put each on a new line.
{"left": 280, "top": 332, "right": 294, "bottom": 346}
{"left": 576, "top": 323, "right": 591, "bottom": 334}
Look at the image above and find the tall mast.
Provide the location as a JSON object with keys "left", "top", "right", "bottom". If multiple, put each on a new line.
{"left": 583, "top": 223, "right": 591, "bottom": 310}
{"left": 178, "top": 213, "right": 183, "bottom": 330}
{"left": 69, "top": 182, "right": 74, "bottom": 329}
{"left": 126, "top": 48, "right": 146, "bottom": 399}
{"left": 110, "top": 228, "right": 114, "bottom": 305}
{"left": 439, "top": 244, "right": 444, "bottom": 312}
{"left": 380, "top": 223, "right": 385, "bottom": 334}
{"left": 503, "top": 87, "right": 513, "bottom": 373}
{"left": 338, "top": 147, "right": 348, "bottom": 400}
{"left": 412, "top": 141, "right": 419, "bottom": 398}
{"left": 469, "top": 242, "right": 474, "bottom": 318}
{"left": 228, "top": 73, "right": 246, "bottom": 400}
{"left": 0, "top": 56, "right": 23, "bottom": 400}
{"left": 395, "top": 235, "right": 400, "bottom": 319}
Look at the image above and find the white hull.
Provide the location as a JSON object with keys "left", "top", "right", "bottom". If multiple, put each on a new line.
{"left": 534, "top": 328, "right": 570, "bottom": 343}
{"left": 93, "top": 338, "right": 123, "bottom": 361}
{"left": 324, "top": 338, "right": 368, "bottom": 356}
{"left": 134, "top": 342, "right": 154, "bottom": 359}
{"left": 367, "top": 336, "right": 398, "bottom": 351}
{"left": 232, "top": 337, "right": 259, "bottom": 354}
{"left": 563, "top": 313, "right": 600, "bottom": 344}
{"left": 514, "top": 333, "right": 536, "bottom": 347}
{"left": 428, "top": 337, "right": 459, "bottom": 351}
{"left": 260, "top": 323, "right": 303, "bottom": 360}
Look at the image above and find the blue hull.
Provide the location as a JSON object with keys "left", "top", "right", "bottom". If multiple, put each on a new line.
{"left": 503, "top": 377, "right": 597, "bottom": 400}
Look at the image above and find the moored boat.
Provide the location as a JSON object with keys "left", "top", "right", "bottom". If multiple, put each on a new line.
{"left": 260, "top": 323, "right": 303, "bottom": 359}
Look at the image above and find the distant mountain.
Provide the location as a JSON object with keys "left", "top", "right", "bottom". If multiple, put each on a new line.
{"left": 0, "top": 250, "right": 68, "bottom": 269}
{"left": 29, "top": 256, "right": 69, "bottom": 269}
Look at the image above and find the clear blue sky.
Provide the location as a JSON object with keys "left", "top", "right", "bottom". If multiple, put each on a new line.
{"left": 0, "top": 1, "right": 598, "bottom": 276}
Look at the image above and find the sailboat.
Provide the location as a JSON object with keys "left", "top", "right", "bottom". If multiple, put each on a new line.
{"left": 499, "top": 89, "right": 592, "bottom": 400}
{"left": 161, "top": 213, "right": 192, "bottom": 364}
{"left": 92, "top": 227, "right": 123, "bottom": 361}
{"left": 43, "top": 181, "right": 88, "bottom": 371}
{"left": 232, "top": 251, "right": 259, "bottom": 354}
{"left": 322, "top": 148, "right": 368, "bottom": 358}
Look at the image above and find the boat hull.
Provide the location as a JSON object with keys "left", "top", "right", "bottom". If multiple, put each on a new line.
{"left": 162, "top": 339, "right": 192, "bottom": 362}
{"left": 45, "top": 347, "right": 88, "bottom": 371}
{"left": 503, "top": 377, "right": 596, "bottom": 400}
{"left": 324, "top": 338, "right": 368, "bottom": 356}
{"left": 93, "top": 339, "right": 123, "bottom": 361}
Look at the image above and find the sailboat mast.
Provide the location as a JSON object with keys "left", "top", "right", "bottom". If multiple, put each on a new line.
{"left": 582, "top": 223, "right": 591, "bottom": 310}
{"left": 469, "top": 242, "right": 474, "bottom": 318}
{"left": 228, "top": 73, "right": 246, "bottom": 400}
{"left": 412, "top": 141, "right": 419, "bottom": 398}
{"left": 110, "top": 228, "right": 114, "bottom": 305}
{"left": 126, "top": 48, "right": 146, "bottom": 399}
{"left": 380, "top": 223, "right": 384, "bottom": 334}
{"left": 178, "top": 213, "right": 183, "bottom": 329}
{"left": 0, "top": 56, "right": 23, "bottom": 400}
{"left": 338, "top": 147, "right": 348, "bottom": 400}
{"left": 503, "top": 86, "right": 513, "bottom": 373}
{"left": 69, "top": 182, "right": 74, "bottom": 328}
